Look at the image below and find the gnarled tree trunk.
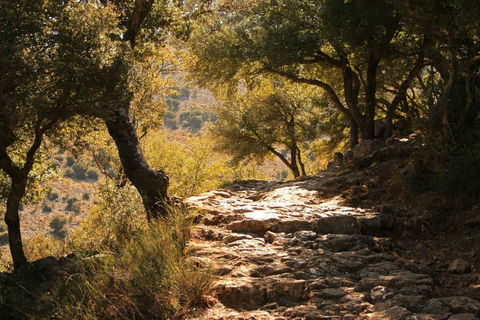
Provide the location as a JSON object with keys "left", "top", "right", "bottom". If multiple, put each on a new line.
{"left": 104, "top": 108, "right": 169, "bottom": 221}
{"left": 5, "top": 176, "right": 28, "bottom": 270}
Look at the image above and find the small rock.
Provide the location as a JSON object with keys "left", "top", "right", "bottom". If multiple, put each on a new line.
{"left": 448, "top": 259, "right": 472, "bottom": 274}
{"left": 422, "top": 296, "right": 480, "bottom": 315}
{"left": 344, "top": 149, "right": 354, "bottom": 162}
{"left": 212, "top": 190, "right": 232, "bottom": 198}
{"left": 223, "top": 234, "right": 253, "bottom": 244}
{"left": 264, "top": 231, "right": 276, "bottom": 244}
{"left": 227, "top": 218, "right": 277, "bottom": 235}
{"left": 312, "top": 288, "right": 346, "bottom": 300}
{"left": 294, "top": 230, "right": 318, "bottom": 241}
{"left": 358, "top": 215, "right": 382, "bottom": 234}
{"left": 352, "top": 139, "right": 385, "bottom": 160}
{"left": 316, "top": 216, "right": 361, "bottom": 235}
{"left": 370, "top": 286, "right": 396, "bottom": 304}
{"left": 364, "top": 305, "right": 411, "bottom": 320}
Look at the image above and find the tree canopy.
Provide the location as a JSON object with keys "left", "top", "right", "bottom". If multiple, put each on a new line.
{"left": 190, "top": 0, "right": 480, "bottom": 148}
{"left": 209, "top": 77, "right": 322, "bottom": 178}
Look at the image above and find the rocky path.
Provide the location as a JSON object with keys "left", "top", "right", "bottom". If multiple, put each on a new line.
{"left": 185, "top": 178, "right": 480, "bottom": 320}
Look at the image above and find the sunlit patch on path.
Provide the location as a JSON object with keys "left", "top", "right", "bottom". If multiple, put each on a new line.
{"left": 185, "top": 179, "right": 480, "bottom": 319}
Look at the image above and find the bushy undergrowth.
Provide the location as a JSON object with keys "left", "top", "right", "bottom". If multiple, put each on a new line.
{"left": 53, "top": 212, "right": 210, "bottom": 320}
{"left": 76, "top": 182, "right": 146, "bottom": 249}
{"left": 0, "top": 182, "right": 211, "bottom": 319}
{"left": 143, "top": 130, "right": 264, "bottom": 197}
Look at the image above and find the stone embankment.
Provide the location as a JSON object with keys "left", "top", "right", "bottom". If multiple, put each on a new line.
{"left": 185, "top": 179, "right": 480, "bottom": 320}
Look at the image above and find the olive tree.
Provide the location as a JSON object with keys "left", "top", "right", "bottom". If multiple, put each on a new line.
{"left": 209, "top": 77, "right": 321, "bottom": 178}
{"left": 0, "top": 0, "right": 123, "bottom": 270}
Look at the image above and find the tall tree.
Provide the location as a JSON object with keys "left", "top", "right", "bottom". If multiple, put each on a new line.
{"left": 397, "top": 0, "right": 480, "bottom": 139}
{"left": 190, "top": 0, "right": 427, "bottom": 148}
{"left": 209, "top": 77, "right": 321, "bottom": 178}
{"left": 0, "top": 0, "right": 124, "bottom": 269}
{"left": 75, "top": 0, "right": 224, "bottom": 220}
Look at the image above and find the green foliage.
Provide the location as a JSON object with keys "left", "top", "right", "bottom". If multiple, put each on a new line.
{"left": 167, "top": 98, "right": 181, "bottom": 111}
{"left": 65, "top": 156, "right": 75, "bottom": 167}
{"left": 143, "top": 130, "right": 263, "bottom": 196}
{"left": 47, "top": 190, "right": 59, "bottom": 201}
{"left": 42, "top": 203, "right": 52, "bottom": 213}
{"left": 72, "top": 162, "right": 88, "bottom": 180}
{"left": 65, "top": 198, "right": 81, "bottom": 215}
{"left": 86, "top": 167, "right": 100, "bottom": 181}
{"left": 63, "top": 167, "right": 74, "bottom": 178}
{"left": 82, "top": 192, "right": 90, "bottom": 200}
{"left": 164, "top": 110, "right": 179, "bottom": 129}
{"left": 179, "top": 107, "right": 213, "bottom": 131}
{"left": 49, "top": 215, "right": 68, "bottom": 233}
{"left": 48, "top": 159, "right": 62, "bottom": 171}
{"left": 77, "top": 182, "right": 146, "bottom": 248}
{"left": 0, "top": 232, "right": 8, "bottom": 245}
{"left": 0, "top": 220, "right": 7, "bottom": 245}
{"left": 209, "top": 77, "right": 322, "bottom": 177}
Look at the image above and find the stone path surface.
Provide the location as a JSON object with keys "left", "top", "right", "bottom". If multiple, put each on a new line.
{"left": 185, "top": 179, "right": 480, "bottom": 320}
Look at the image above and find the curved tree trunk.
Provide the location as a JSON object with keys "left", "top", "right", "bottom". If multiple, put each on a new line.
{"left": 297, "top": 148, "right": 306, "bottom": 177}
{"left": 5, "top": 177, "right": 28, "bottom": 270}
{"left": 104, "top": 108, "right": 169, "bottom": 221}
{"left": 363, "top": 54, "right": 380, "bottom": 141}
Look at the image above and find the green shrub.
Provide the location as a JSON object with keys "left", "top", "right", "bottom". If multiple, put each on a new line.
{"left": 0, "top": 232, "right": 8, "bottom": 245}
{"left": 47, "top": 190, "right": 59, "bottom": 201}
{"left": 48, "top": 159, "right": 62, "bottom": 170}
{"left": 71, "top": 202, "right": 82, "bottom": 215}
{"left": 66, "top": 198, "right": 81, "bottom": 215}
{"left": 64, "top": 167, "right": 74, "bottom": 178}
{"left": 82, "top": 192, "right": 90, "bottom": 200}
{"left": 49, "top": 215, "right": 68, "bottom": 233}
{"left": 72, "top": 162, "right": 88, "bottom": 180}
{"left": 86, "top": 167, "right": 99, "bottom": 181}
{"left": 66, "top": 156, "right": 75, "bottom": 167}
{"left": 56, "top": 227, "right": 68, "bottom": 239}
{"left": 42, "top": 203, "right": 53, "bottom": 213}
{"left": 78, "top": 184, "right": 144, "bottom": 246}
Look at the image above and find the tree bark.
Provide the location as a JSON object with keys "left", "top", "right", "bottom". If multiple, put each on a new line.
{"left": 104, "top": 107, "right": 169, "bottom": 221}
{"left": 297, "top": 148, "right": 306, "bottom": 177}
{"left": 385, "top": 52, "right": 426, "bottom": 139}
{"left": 349, "top": 118, "right": 359, "bottom": 149}
{"left": 289, "top": 146, "right": 301, "bottom": 178}
{"left": 363, "top": 54, "right": 380, "bottom": 140}
{"left": 5, "top": 177, "right": 28, "bottom": 270}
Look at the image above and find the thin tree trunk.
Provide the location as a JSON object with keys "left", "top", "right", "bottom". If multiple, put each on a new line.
{"left": 104, "top": 108, "right": 169, "bottom": 221}
{"left": 0, "top": 118, "right": 56, "bottom": 270}
{"left": 289, "top": 146, "right": 300, "bottom": 178}
{"left": 297, "top": 148, "right": 306, "bottom": 177}
{"left": 364, "top": 54, "right": 380, "bottom": 141}
{"left": 349, "top": 118, "right": 359, "bottom": 149}
{"left": 385, "top": 52, "right": 426, "bottom": 139}
{"left": 5, "top": 177, "right": 28, "bottom": 270}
